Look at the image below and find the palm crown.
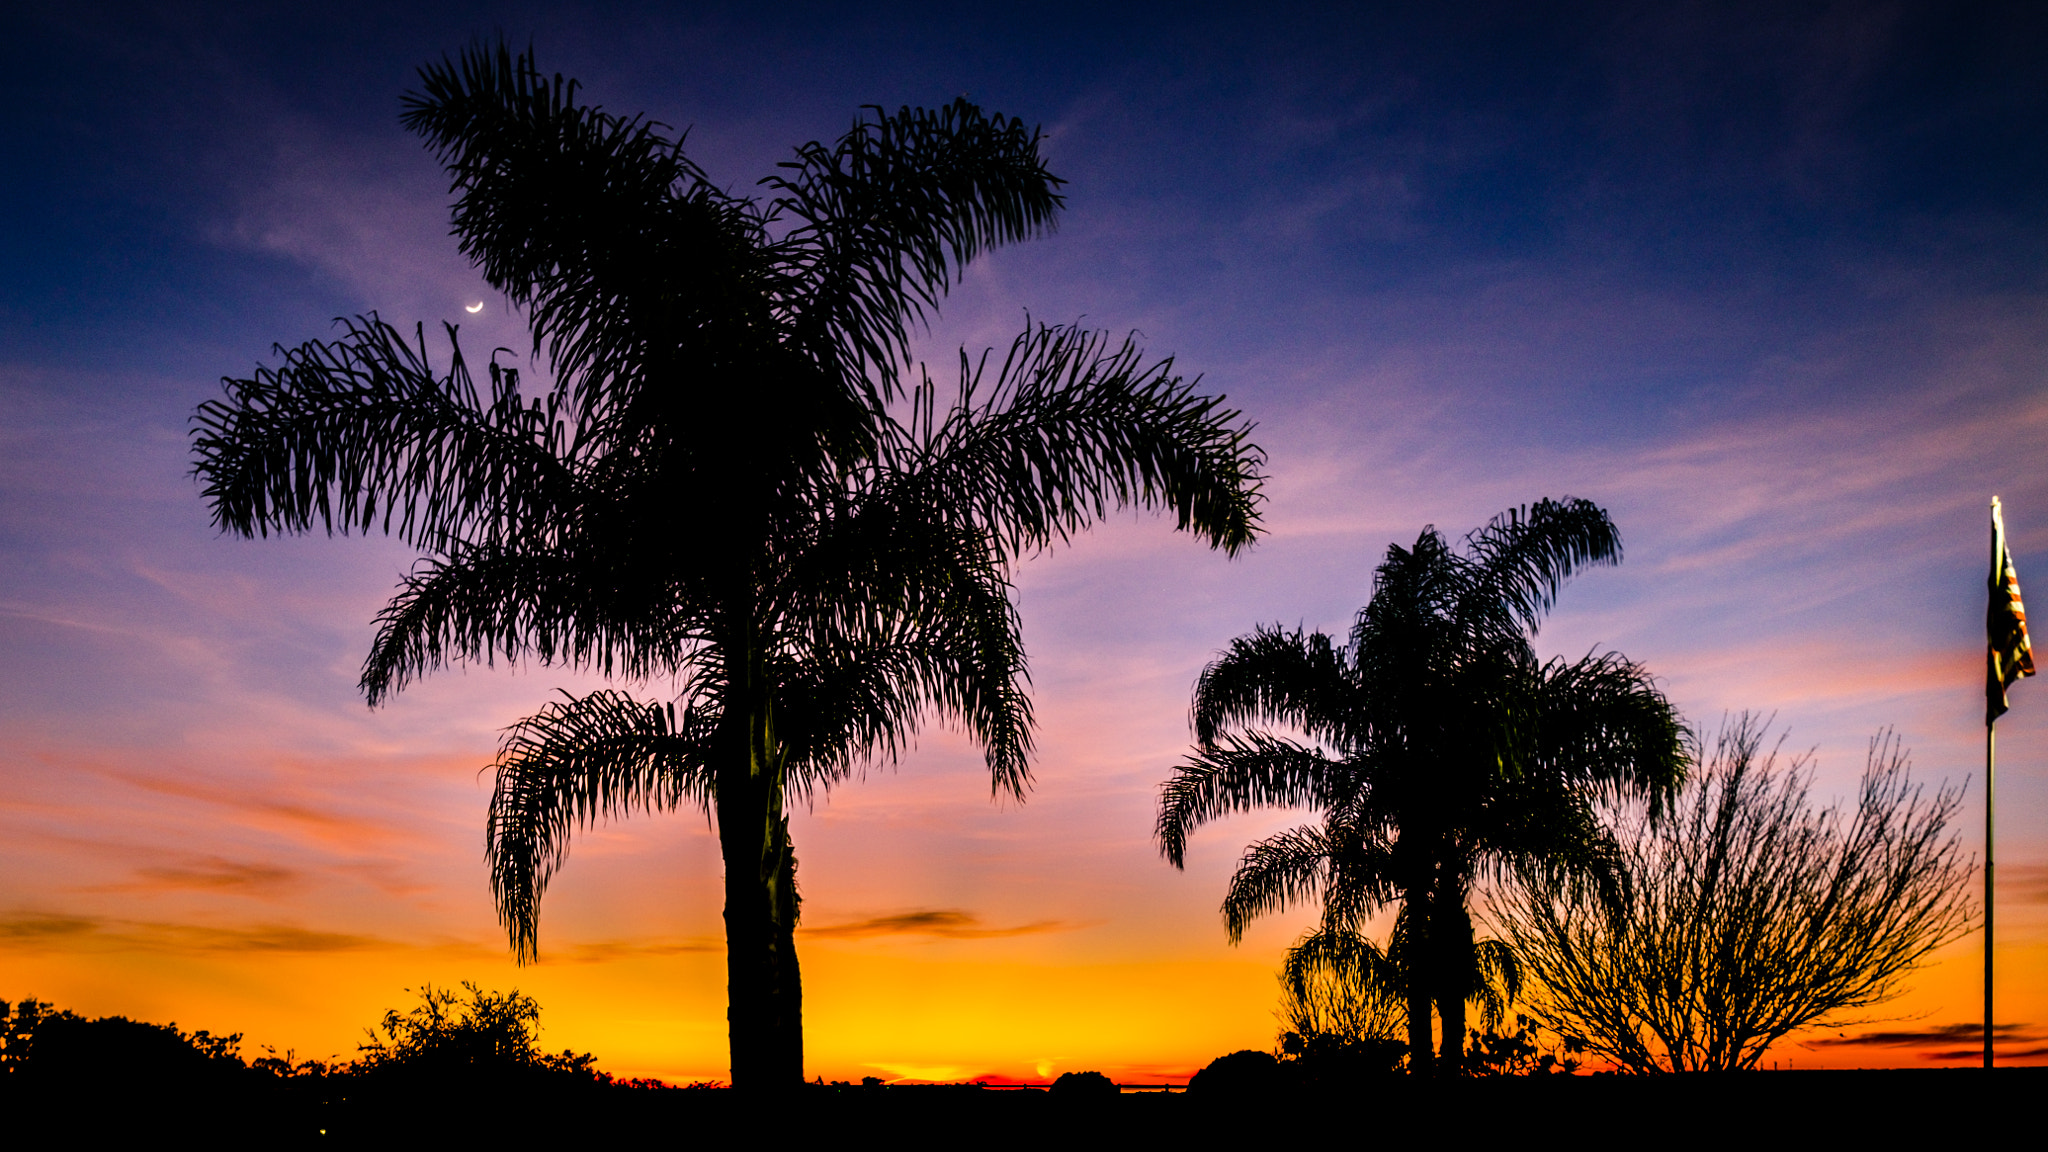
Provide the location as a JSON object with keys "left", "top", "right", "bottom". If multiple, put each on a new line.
{"left": 1157, "top": 499, "right": 1684, "bottom": 1075}
{"left": 192, "top": 44, "right": 1265, "bottom": 1088}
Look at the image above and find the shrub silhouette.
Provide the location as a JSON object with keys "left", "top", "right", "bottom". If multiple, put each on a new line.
{"left": 354, "top": 982, "right": 598, "bottom": 1083}
{"left": 1049, "top": 1070, "right": 1119, "bottom": 1100}
{"left": 3, "top": 997, "right": 243, "bottom": 1090}
{"left": 1, "top": 1000, "right": 258, "bottom": 1133}
{"left": 1279, "top": 1030, "right": 1406, "bottom": 1081}
{"left": 0, "top": 988, "right": 650, "bottom": 1140}
{"left": 1187, "top": 1050, "right": 1284, "bottom": 1098}
{"left": 1461, "top": 1016, "right": 1582, "bottom": 1076}
{"left": 0, "top": 998, "right": 72, "bottom": 1074}
{"left": 33, "top": 1017, "right": 241, "bottom": 1083}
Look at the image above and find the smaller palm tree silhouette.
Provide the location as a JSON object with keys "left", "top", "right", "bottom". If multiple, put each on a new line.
{"left": 1158, "top": 498, "right": 1686, "bottom": 1074}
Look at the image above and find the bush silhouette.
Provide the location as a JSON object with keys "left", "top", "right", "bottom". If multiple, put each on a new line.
{"left": 0, "top": 998, "right": 71, "bottom": 1073}
{"left": 354, "top": 982, "right": 598, "bottom": 1084}
{"left": 3, "top": 998, "right": 244, "bottom": 1092}
{"left": 1280, "top": 1031, "right": 1406, "bottom": 1081}
{"left": 1187, "top": 1050, "right": 1284, "bottom": 1098}
{"left": 1049, "top": 1070, "right": 1119, "bottom": 1100}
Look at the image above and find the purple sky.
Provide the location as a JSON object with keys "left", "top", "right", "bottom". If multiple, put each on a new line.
{"left": 3, "top": 2, "right": 2045, "bottom": 1077}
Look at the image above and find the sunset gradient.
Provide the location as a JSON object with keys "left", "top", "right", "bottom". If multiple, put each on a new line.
{"left": 4, "top": 2, "right": 2046, "bottom": 1080}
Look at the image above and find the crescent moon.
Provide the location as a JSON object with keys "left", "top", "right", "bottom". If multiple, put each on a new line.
{"left": 465, "top": 301, "right": 484, "bottom": 314}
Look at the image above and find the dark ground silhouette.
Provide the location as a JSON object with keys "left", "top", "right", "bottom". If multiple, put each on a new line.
{"left": 3, "top": 995, "right": 2034, "bottom": 1142}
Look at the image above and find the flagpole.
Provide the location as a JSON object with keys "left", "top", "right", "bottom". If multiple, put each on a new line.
{"left": 1986, "top": 495, "right": 2000, "bottom": 1071}
{"left": 1985, "top": 716, "right": 1995, "bottom": 1070}
{"left": 1984, "top": 494, "right": 2031, "bottom": 1069}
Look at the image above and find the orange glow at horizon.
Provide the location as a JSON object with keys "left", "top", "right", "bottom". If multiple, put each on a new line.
{"left": 0, "top": 928, "right": 1289, "bottom": 1084}
{"left": 4, "top": 909, "right": 2040, "bottom": 1080}
{"left": 5, "top": 704, "right": 2041, "bottom": 1080}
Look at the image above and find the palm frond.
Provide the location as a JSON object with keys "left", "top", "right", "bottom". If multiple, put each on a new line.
{"left": 1223, "top": 824, "right": 1335, "bottom": 944}
{"left": 402, "top": 42, "right": 769, "bottom": 411}
{"left": 360, "top": 544, "right": 694, "bottom": 704}
{"left": 777, "top": 604, "right": 1033, "bottom": 801}
{"left": 765, "top": 100, "right": 1064, "bottom": 398}
{"left": 1461, "top": 497, "right": 1621, "bottom": 635}
{"left": 1156, "top": 734, "right": 1344, "bottom": 868}
{"left": 1284, "top": 926, "right": 1404, "bottom": 998}
{"left": 1279, "top": 926, "right": 1410, "bottom": 1047}
{"left": 1314, "top": 813, "right": 1402, "bottom": 934}
{"left": 1355, "top": 531, "right": 1468, "bottom": 645}
{"left": 1470, "top": 937, "right": 1524, "bottom": 1032}
{"left": 882, "top": 324, "right": 1265, "bottom": 560}
{"left": 1529, "top": 650, "right": 1689, "bottom": 818}
{"left": 193, "top": 316, "right": 574, "bottom": 549}
{"left": 488, "top": 689, "right": 716, "bottom": 962}
{"left": 1190, "top": 625, "right": 1351, "bottom": 749}
{"left": 1487, "top": 792, "right": 1630, "bottom": 916}
{"left": 768, "top": 479, "right": 1033, "bottom": 796}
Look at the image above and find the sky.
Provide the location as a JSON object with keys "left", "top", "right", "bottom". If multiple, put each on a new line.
{"left": 3, "top": 0, "right": 2047, "bottom": 1082}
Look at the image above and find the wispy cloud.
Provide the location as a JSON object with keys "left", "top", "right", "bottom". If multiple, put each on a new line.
{"left": 0, "top": 913, "right": 98, "bottom": 944}
{"left": 82, "top": 855, "right": 300, "bottom": 895}
{"left": 1925, "top": 1047, "right": 2048, "bottom": 1060}
{"left": 862, "top": 1062, "right": 992, "bottom": 1084}
{"left": 88, "top": 766, "right": 420, "bottom": 854}
{"left": 0, "top": 910, "right": 385, "bottom": 955}
{"left": 550, "top": 936, "right": 723, "bottom": 964}
{"left": 802, "top": 909, "right": 1084, "bottom": 941}
{"left": 105, "top": 771, "right": 366, "bottom": 830}
{"left": 1806, "top": 1022, "right": 2044, "bottom": 1058}
{"left": 2003, "top": 864, "right": 2048, "bottom": 906}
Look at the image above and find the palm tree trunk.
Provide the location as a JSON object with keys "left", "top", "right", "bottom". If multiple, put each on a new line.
{"left": 1403, "top": 884, "right": 1434, "bottom": 1076}
{"left": 1435, "top": 895, "right": 1472, "bottom": 1076}
{"left": 1405, "top": 985, "right": 1435, "bottom": 1076}
{"left": 716, "top": 647, "right": 804, "bottom": 1090}
{"left": 773, "top": 816, "right": 803, "bottom": 1075}
{"left": 1435, "top": 984, "right": 1466, "bottom": 1074}
{"left": 716, "top": 771, "right": 803, "bottom": 1087}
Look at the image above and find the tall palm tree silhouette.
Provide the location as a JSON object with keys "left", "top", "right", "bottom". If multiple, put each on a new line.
{"left": 1157, "top": 499, "right": 1684, "bottom": 1075}
{"left": 193, "top": 44, "right": 1264, "bottom": 1088}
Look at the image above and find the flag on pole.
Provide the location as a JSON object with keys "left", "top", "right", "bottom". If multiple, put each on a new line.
{"left": 1988, "top": 496, "right": 2034, "bottom": 725}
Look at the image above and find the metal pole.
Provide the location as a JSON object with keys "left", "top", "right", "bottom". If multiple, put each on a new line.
{"left": 1986, "top": 495, "right": 2000, "bottom": 1071}
{"left": 1985, "top": 719, "right": 1995, "bottom": 1070}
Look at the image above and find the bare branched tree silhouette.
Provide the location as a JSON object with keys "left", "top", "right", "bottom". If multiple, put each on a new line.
{"left": 1498, "top": 716, "right": 1976, "bottom": 1072}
